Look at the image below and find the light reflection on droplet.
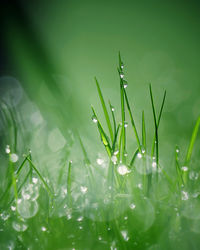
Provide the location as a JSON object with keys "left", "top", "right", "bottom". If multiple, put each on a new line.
{"left": 92, "top": 115, "right": 97, "bottom": 123}
{"left": 80, "top": 186, "right": 88, "bottom": 194}
{"left": 12, "top": 220, "right": 28, "bottom": 232}
{"left": 10, "top": 154, "right": 18, "bottom": 163}
{"left": 5, "top": 145, "right": 10, "bottom": 154}
{"left": 181, "top": 166, "right": 188, "bottom": 172}
{"left": 121, "top": 230, "right": 129, "bottom": 241}
{"left": 96, "top": 158, "right": 104, "bottom": 165}
{"left": 129, "top": 203, "right": 136, "bottom": 210}
{"left": 41, "top": 226, "right": 47, "bottom": 231}
{"left": 111, "top": 155, "right": 117, "bottom": 165}
{"left": 77, "top": 216, "right": 84, "bottom": 222}
{"left": 181, "top": 191, "right": 189, "bottom": 201}
{"left": 117, "top": 165, "right": 131, "bottom": 175}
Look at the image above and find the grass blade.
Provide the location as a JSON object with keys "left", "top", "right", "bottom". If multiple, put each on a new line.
{"left": 130, "top": 148, "right": 139, "bottom": 167}
{"left": 142, "top": 110, "right": 146, "bottom": 152}
{"left": 185, "top": 116, "right": 200, "bottom": 165}
{"left": 149, "top": 84, "right": 158, "bottom": 170}
{"left": 151, "top": 90, "right": 166, "bottom": 156}
{"left": 95, "top": 77, "right": 114, "bottom": 143}
{"left": 67, "top": 160, "right": 72, "bottom": 207}
{"left": 26, "top": 157, "right": 54, "bottom": 197}
{"left": 124, "top": 90, "right": 141, "bottom": 152}
{"left": 109, "top": 101, "right": 117, "bottom": 136}
{"left": 112, "top": 124, "right": 120, "bottom": 153}
{"left": 92, "top": 106, "right": 112, "bottom": 157}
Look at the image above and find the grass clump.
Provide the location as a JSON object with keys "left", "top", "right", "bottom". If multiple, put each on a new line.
{"left": 0, "top": 55, "right": 200, "bottom": 249}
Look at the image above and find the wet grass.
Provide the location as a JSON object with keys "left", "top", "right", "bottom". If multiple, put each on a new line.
{"left": 0, "top": 55, "right": 200, "bottom": 249}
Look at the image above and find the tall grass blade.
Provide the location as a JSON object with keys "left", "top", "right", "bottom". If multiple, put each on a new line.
{"left": 142, "top": 110, "right": 146, "bottom": 152}
{"left": 130, "top": 148, "right": 139, "bottom": 167}
{"left": 151, "top": 90, "right": 166, "bottom": 156}
{"left": 26, "top": 157, "right": 54, "bottom": 197}
{"left": 67, "top": 160, "right": 72, "bottom": 207}
{"left": 124, "top": 90, "right": 141, "bottom": 152}
{"left": 95, "top": 77, "right": 114, "bottom": 143}
{"left": 109, "top": 101, "right": 117, "bottom": 136}
{"left": 92, "top": 106, "right": 112, "bottom": 157}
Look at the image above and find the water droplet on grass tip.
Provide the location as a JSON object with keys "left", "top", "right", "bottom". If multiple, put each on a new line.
{"left": 5, "top": 145, "right": 10, "bottom": 154}
{"left": 117, "top": 165, "right": 131, "bottom": 175}
{"left": 121, "top": 63, "right": 124, "bottom": 69}
{"left": 92, "top": 115, "right": 97, "bottom": 123}
{"left": 111, "top": 105, "right": 115, "bottom": 112}
{"left": 137, "top": 153, "right": 142, "bottom": 159}
{"left": 120, "top": 73, "right": 124, "bottom": 79}
{"left": 10, "top": 154, "right": 18, "bottom": 163}
{"left": 77, "top": 216, "right": 84, "bottom": 222}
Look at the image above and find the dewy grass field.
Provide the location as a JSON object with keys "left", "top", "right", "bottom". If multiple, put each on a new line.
{"left": 0, "top": 54, "right": 200, "bottom": 249}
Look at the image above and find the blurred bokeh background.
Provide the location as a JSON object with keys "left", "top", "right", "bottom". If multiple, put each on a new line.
{"left": 1, "top": 0, "right": 200, "bottom": 174}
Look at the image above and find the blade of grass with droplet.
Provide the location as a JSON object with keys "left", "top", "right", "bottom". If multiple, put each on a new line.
{"left": 78, "top": 133, "right": 91, "bottom": 165}
{"left": 109, "top": 100, "right": 117, "bottom": 136}
{"left": 124, "top": 90, "right": 141, "bottom": 152}
{"left": 183, "top": 116, "right": 200, "bottom": 184}
{"left": 151, "top": 90, "right": 166, "bottom": 157}
{"left": 112, "top": 124, "right": 120, "bottom": 153}
{"left": 175, "top": 145, "right": 184, "bottom": 188}
{"left": 95, "top": 77, "right": 114, "bottom": 143}
{"left": 92, "top": 106, "right": 112, "bottom": 157}
{"left": 149, "top": 84, "right": 159, "bottom": 169}
{"left": 130, "top": 148, "right": 139, "bottom": 167}
{"left": 26, "top": 157, "right": 54, "bottom": 197}
{"left": 142, "top": 110, "right": 146, "bottom": 153}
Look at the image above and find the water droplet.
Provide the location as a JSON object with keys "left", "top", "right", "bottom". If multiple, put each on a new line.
{"left": 98, "top": 236, "right": 102, "bottom": 241}
{"left": 41, "top": 226, "right": 47, "bottom": 231}
{"left": 152, "top": 161, "right": 157, "bottom": 169}
{"left": 111, "top": 155, "right": 117, "bottom": 165}
{"left": 130, "top": 203, "right": 136, "bottom": 210}
{"left": 137, "top": 183, "right": 143, "bottom": 189}
{"left": 123, "top": 80, "right": 128, "bottom": 88}
{"left": 11, "top": 206, "right": 16, "bottom": 211}
{"left": 114, "top": 150, "right": 119, "bottom": 155}
{"left": 32, "top": 177, "right": 38, "bottom": 184}
{"left": 121, "top": 230, "right": 129, "bottom": 241}
{"left": 176, "top": 149, "right": 179, "bottom": 153}
{"left": 135, "top": 155, "right": 156, "bottom": 175}
{"left": 10, "top": 154, "right": 18, "bottom": 163}
{"left": 79, "top": 226, "right": 83, "bottom": 230}
{"left": 137, "top": 153, "right": 142, "bottom": 159}
{"left": 77, "top": 216, "right": 84, "bottom": 222}
{"left": 189, "top": 171, "right": 199, "bottom": 180}
{"left": 120, "top": 73, "right": 124, "bottom": 79}
{"left": 181, "top": 166, "right": 188, "bottom": 172}
{"left": 0, "top": 211, "right": 10, "bottom": 221}
{"left": 17, "top": 199, "right": 38, "bottom": 219}
{"left": 96, "top": 158, "right": 104, "bottom": 165}
{"left": 124, "top": 121, "right": 128, "bottom": 128}
{"left": 5, "top": 145, "right": 10, "bottom": 154}
{"left": 80, "top": 186, "right": 88, "bottom": 194}
{"left": 22, "top": 183, "right": 39, "bottom": 201}
{"left": 124, "top": 216, "right": 128, "bottom": 220}
{"left": 92, "top": 115, "right": 97, "bottom": 123}
{"left": 12, "top": 220, "right": 28, "bottom": 232}
{"left": 121, "top": 63, "right": 124, "bottom": 69}
{"left": 117, "top": 165, "right": 131, "bottom": 175}
{"left": 181, "top": 191, "right": 189, "bottom": 201}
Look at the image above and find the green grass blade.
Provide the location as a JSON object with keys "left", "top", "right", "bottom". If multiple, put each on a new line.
{"left": 185, "top": 116, "right": 200, "bottom": 165}
{"left": 149, "top": 84, "right": 158, "bottom": 170}
{"left": 151, "top": 90, "right": 166, "bottom": 156}
{"left": 112, "top": 124, "right": 120, "bottom": 153}
{"left": 78, "top": 134, "right": 91, "bottom": 165}
{"left": 95, "top": 77, "right": 114, "bottom": 143}
{"left": 130, "top": 148, "right": 139, "bottom": 167}
{"left": 109, "top": 101, "right": 117, "bottom": 136}
{"left": 142, "top": 110, "right": 146, "bottom": 152}
{"left": 26, "top": 157, "right": 54, "bottom": 197}
{"left": 124, "top": 90, "right": 141, "bottom": 152}
{"left": 92, "top": 106, "right": 112, "bottom": 157}
{"left": 175, "top": 146, "right": 184, "bottom": 187}
{"left": 120, "top": 77, "right": 126, "bottom": 163}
